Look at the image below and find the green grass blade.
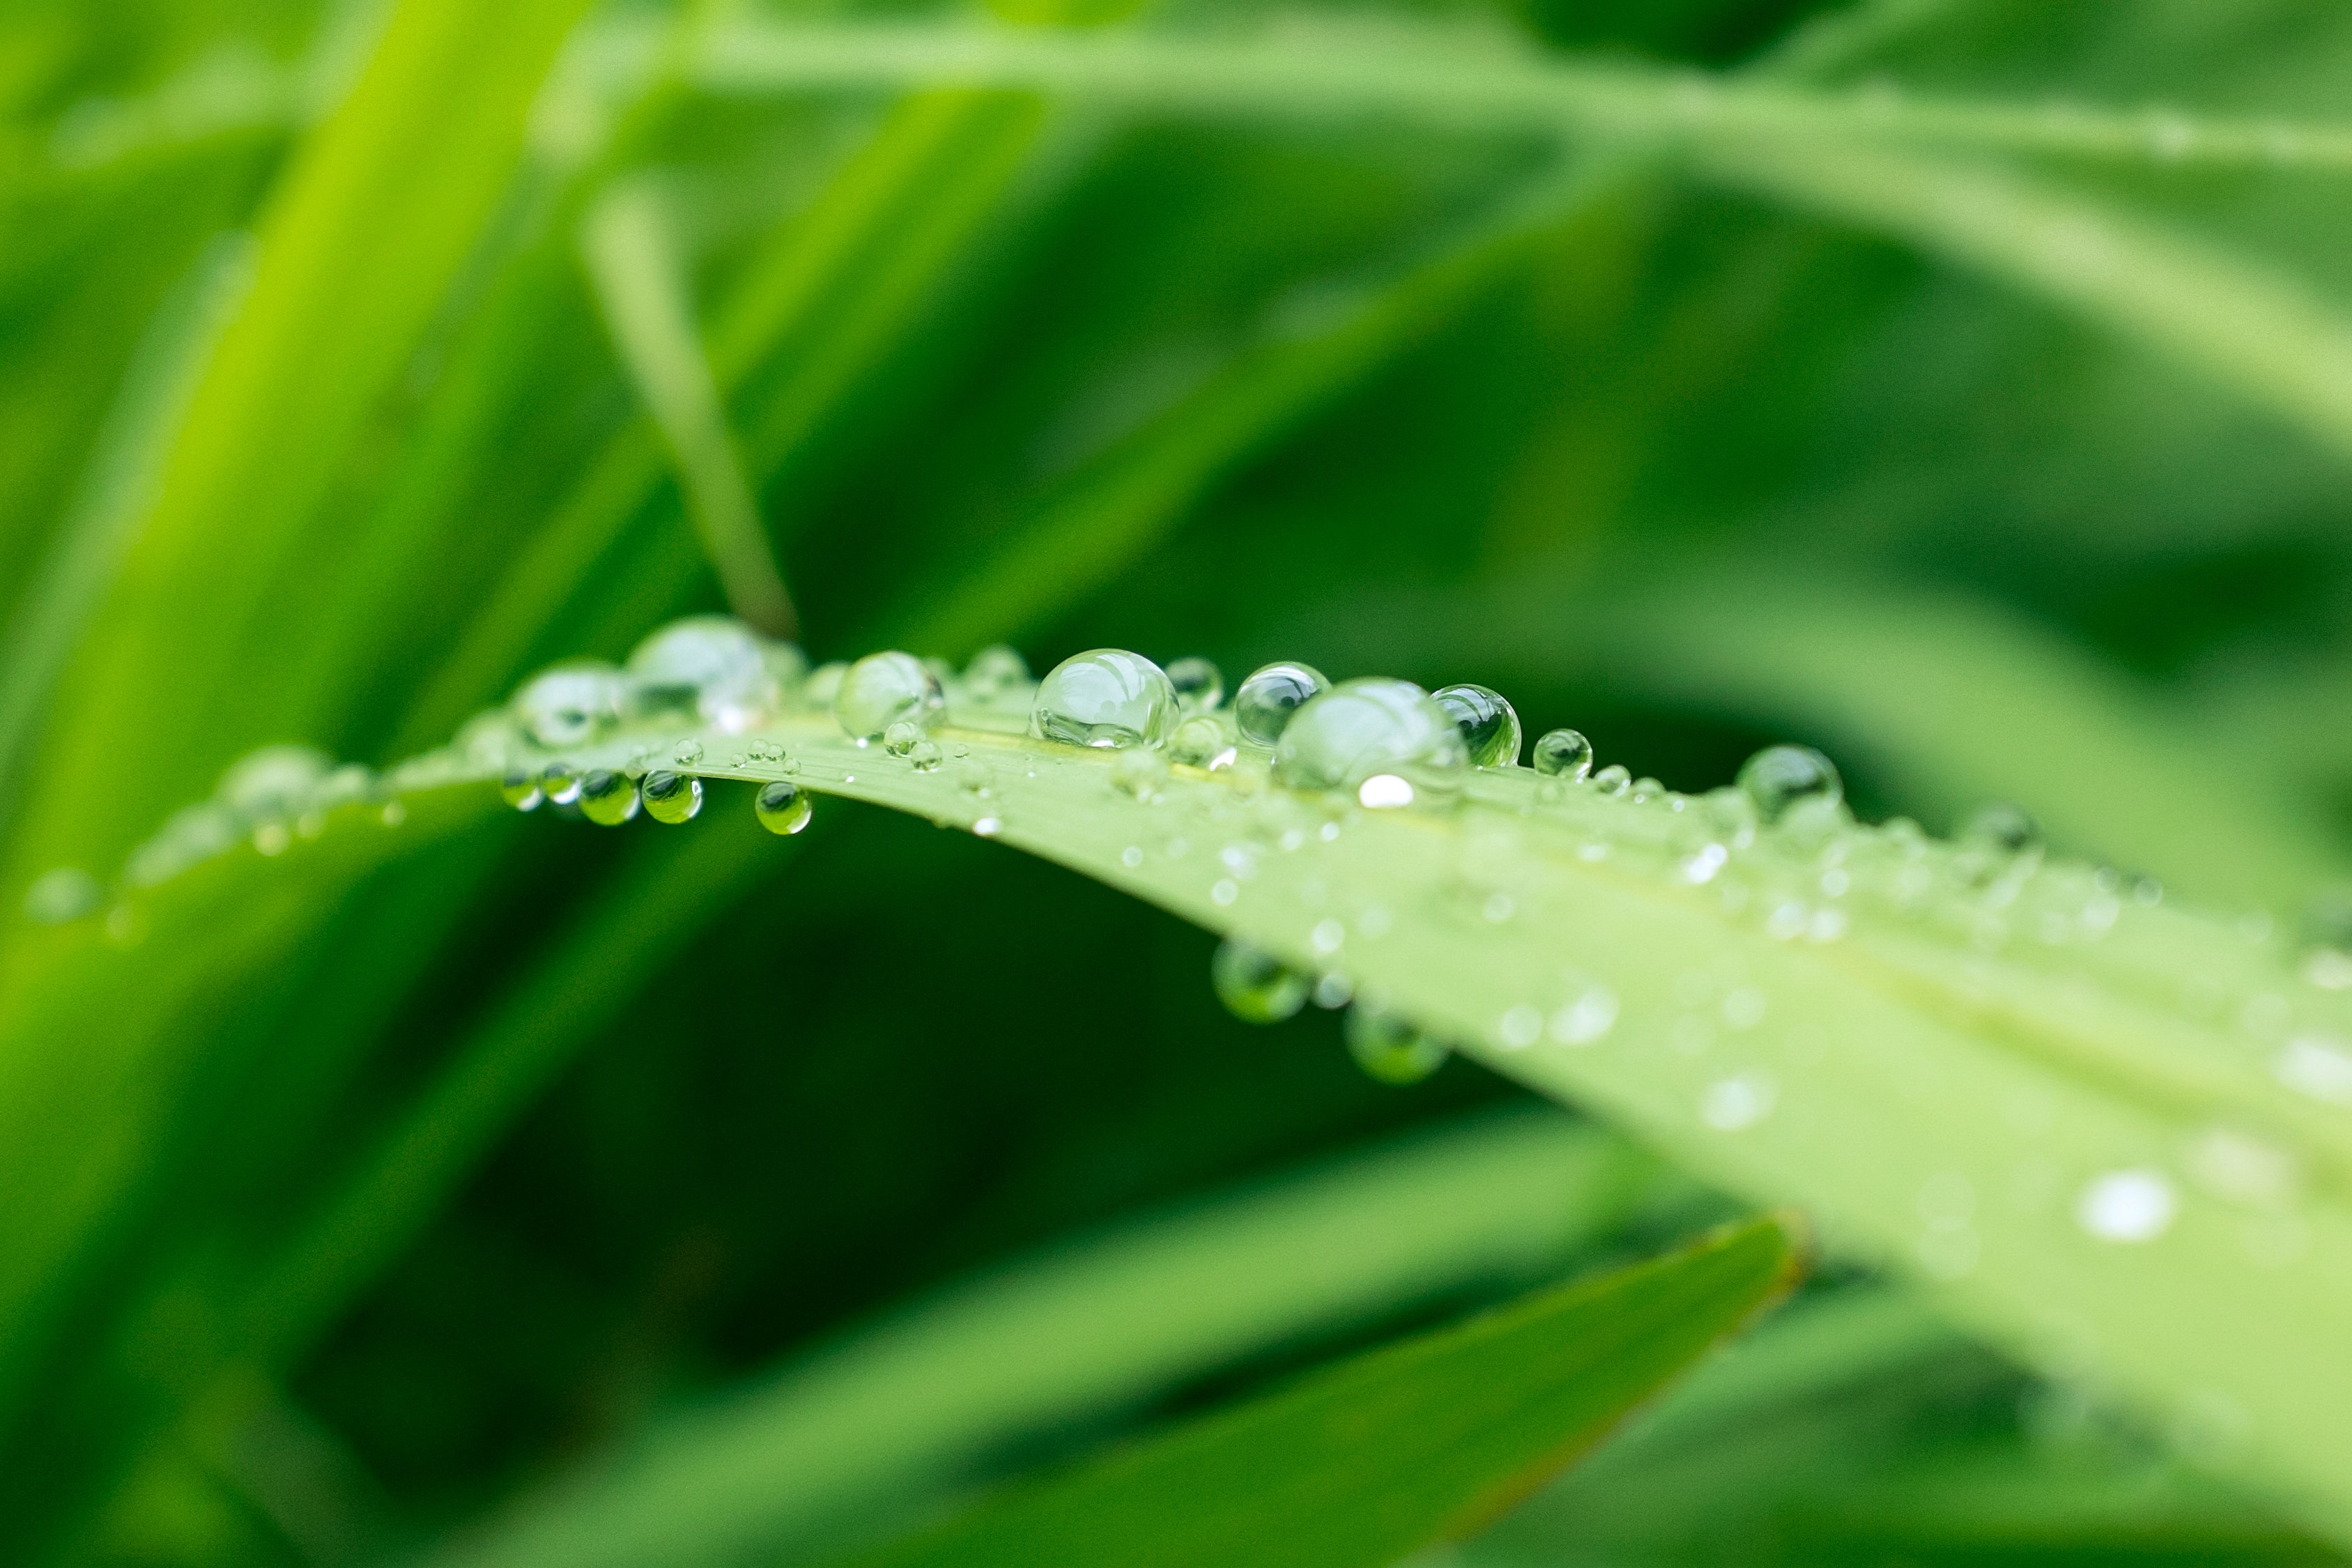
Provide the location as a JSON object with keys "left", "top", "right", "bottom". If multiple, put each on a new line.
{"left": 838, "top": 1214, "right": 1801, "bottom": 1568}
{"left": 580, "top": 179, "right": 797, "bottom": 638}
{"left": 414, "top": 1109, "right": 1669, "bottom": 1568}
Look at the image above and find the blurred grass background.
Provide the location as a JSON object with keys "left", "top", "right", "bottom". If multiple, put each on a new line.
{"left": 5, "top": 0, "right": 2352, "bottom": 1563}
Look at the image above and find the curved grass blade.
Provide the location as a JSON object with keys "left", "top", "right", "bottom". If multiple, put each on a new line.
{"left": 413, "top": 1109, "right": 1671, "bottom": 1568}
{"left": 836, "top": 1214, "right": 1801, "bottom": 1568}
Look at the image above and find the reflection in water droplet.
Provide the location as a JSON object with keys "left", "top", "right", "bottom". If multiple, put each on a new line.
{"left": 1738, "top": 744, "right": 1841, "bottom": 824}
{"left": 1275, "top": 679, "right": 1466, "bottom": 805}
{"left": 2077, "top": 1169, "right": 2176, "bottom": 1243}
{"left": 578, "top": 769, "right": 639, "bottom": 827}
{"left": 625, "top": 615, "right": 783, "bottom": 731}
{"left": 835, "top": 652, "right": 942, "bottom": 740}
{"left": 1212, "top": 939, "right": 1308, "bottom": 1024}
{"left": 641, "top": 769, "right": 702, "bottom": 824}
{"left": 500, "top": 771, "right": 544, "bottom": 811}
{"left": 909, "top": 739, "right": 943, "bottom": 771}
{"left": 1345, "top": 999, "right": 1448, "bottom": 1084}
{"left": 1531, "top": 728, "right": 1592, "bottom": 781}
{"left": 1032, "top": 649, "right": 1178, "bottom": 748}
{"left": 1233, "top": 661, "right": 1330, "bottom": 747}
{"left": 1167, "top": 656, "right": 1224, "bottom": 713}
{"left": 755, "top": 780, "right": 813, "bottom": 835}
{"left": 513, "top": 662, "right": 628, "bottom": 748}
{"left": 1431, "top": 683, "right": 1521, "bottom": 767}
{"left": 541, "top": 764, "right": 582, "bottom": 806}
{"left": 1591, "top": 764, "right": 1631, "bottom": 797}
{"left": 882, "top": 720, "right": 922, "bottom": 757}
{"left": 1169, "top": 714, "right": 1234, "bottom": 768}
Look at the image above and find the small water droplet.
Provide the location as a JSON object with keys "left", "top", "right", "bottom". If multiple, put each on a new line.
{"left": 1112, "top": 748, "right": 1169, "bottom": 799}
{"left": 1430, "top": 683, "right": 1521, "bottom": 767}
{"left": 1169, "top": 714, "right": 1235, "bottom": 768}
{"left": 673, "top": 739, "right": 704, "bottom": 766}
{"left": 1590, "top": 764, "right": 1631, "bottom": 796}
{"left": 755, "top": 780, "right": 813, "bottom": 835}
{"left": 1233, "top": 661, "right": 1330, "bottom": 748}
{"left": 2076, "top": 1169, "right": 2176, "bottom": 1243}
{"left": 1309, "top": 918, "right": 1344, "bottom": 955}
{"left": 512, "top": 661, "right": 628, "bottom": 748}
{"left": 1962, "top": 800, "right": 2043, "bottom": 859}
{"left": 1210, "top": 878, "right": 1239, "bottom": 905}
{"left": 882, "top": 719, "right": 923, "bottom": 756}
{"left": 1120, "top": 845, "right": 1144, "bottom": 868}
{"left": 541, "top": 764, "right": 582, "bottom": 806}
{"left": 1737, "top": 744, "right": 1840, "bottom": 825}
{"left": 1700, "top": 1071, "right": 1776, "bottom": 1130}
{"left": 641, "top": 769, "right": 702, "bottom": 824}
{"left": 1345, "top": 998, "right": 1448, "bottom": 1084}
{"left": 1031, "top": 648, "right": 1178, "bottom": 748}
{"left": 836, "top": 652, "right": 944, "bottom": 740}
{"left": 578, "top": 769, "right": 640, "bottom": 827}
{"left": 1275, "top": 679, "right": 1467, "bottom": 804}
{"left": 1211, "top": 939, "right": 1309, "bottom": 1024}
{"left": 1497, "top": 1004, "right": 1542, "bottom": 1049}
{"left": 500, "top": 770, "right": 544, "bottom": 811}
{"left": 964, "top": 644, "right": 1030, "bottom": 699}
{"left": 1167, "top": 656, "right": 1224, "bottom": 712}
{"left": 909, "top": 739, "right": 942, "bottom": 771}
{"left": 1530, "top": 728, "right": 1592, "bottom": 781}
{"left": 1312, "top": 971, "right": 1354, "bottom": 1008}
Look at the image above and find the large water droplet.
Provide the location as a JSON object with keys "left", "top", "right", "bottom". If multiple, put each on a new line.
{"left": 1737, "top": 744, "right": 1840, "bottom": 825}
{"left": 1031, "top": 649, "right": 1178, "bottom": 748}
{"left": 626, "top": 615, "right": 784, "bottom": 732}
{"left": 836, "top": 652, "right": 944, "bottom": 741}
{"left": 578, "top": 769, "right": 640, "bottom": 827}
{"left": 1530, "top": 728, "right": 1592, "bottom": 781}
{"left": 1167, "top": 656, "right": 1224, "bottom": 712}
{"left": 1273, "top": 679, "right": 1467, "bottom": 806}
{"left": 1344, "top": 998, "right": 1449, "bottom": 1084}
{"left": 1233, "top": 661, "right": 1330, "bottom": 748}
{"left": 1211, "top": 938, "right": 1308, "bottom": 1024}
{"left": 2076, "top": 1169, "right": 2176, "bottom": 1243}
{"left": 641, "top": 769, "right": 702, "bottom": 824}
{"left": 514, "top": 661, "right": 628, "bottom": 748}
{"left": 1431, "top": 684, "right": 1521, "bottom": 768}
{"left": 755, "top": 780, "right": 813, "bottom": 835}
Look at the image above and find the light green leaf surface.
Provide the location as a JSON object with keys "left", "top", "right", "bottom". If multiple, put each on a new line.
{"left": 840, "top": 1213, "right": 1801, "bottom": 1568}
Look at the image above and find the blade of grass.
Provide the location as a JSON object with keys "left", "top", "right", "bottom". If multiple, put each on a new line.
{"left": 413, "top": 1109, "right": 1673, "bottom": 1568}
{"left": 839, "top": 1215, "right": 1802, "bottom": 1568}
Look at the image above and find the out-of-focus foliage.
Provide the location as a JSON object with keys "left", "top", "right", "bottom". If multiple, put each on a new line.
{"left": 6, "top": 0, "right": 2352, "bottom": 1565}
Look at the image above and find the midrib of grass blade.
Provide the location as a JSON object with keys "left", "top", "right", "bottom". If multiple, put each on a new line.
{"left": 3, "top": 0, "right": 594, "bottom": 886}
{"left": 184, "top": 690, "right": 2352, "bottom": 1544}
{"left": 0, "top": 231, "right": 250, "bottom": 834}
{"left": 668, "top": 16, "right": 2352, "bottom": 178}
{"left": 406, "top": 1110, "right": 1664, "bottom": 1568}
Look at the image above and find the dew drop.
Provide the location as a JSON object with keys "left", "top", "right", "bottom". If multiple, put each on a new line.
{"left": 1274, "top": 679, "right": 1467, "bottom": 804}
{"left": 674, "top": 739, "right": 705, "bottom": 766}
{"left": 1112, "top": 747, "right": 1169, "bottom": 799}
{"left": 2076, "top": 1169, "right": 2176, "bottom": 1243}
{"left": 512, "top": 661, "right": 628, "bottom": 748}
{"left": 1550, "top": 987, "right": 1617, "bottom": 1045}
{"left": 1497, "top": 1004, "right": 1542, "bottom": 1049}
{"left": 909, "top": 739, "right": 942, "bottom": 771}
{"left": 1031, "top": 648, "right": 1178, "bottom": 748}
{"left": 1737, "top": 744, "right": 1841, "bottom": 825}
{"left": 625, "top": 615, "right": 783, "bottom": 731}
{"left": 500, "top": 770, "right": 544, "bottom": 811}
{"left": 1530, "top": 728, "right": 1592, "bottom": 781}
{"left": 1962, "top": 800, "right": 2043, "bottom": 859}
{"left": 1431, "top": 683, "right": 1521, "bottom": 768}
{"left": 641, "top": 769, "right": 702, "bottom": 825}
{"left": 1167, "top": 656, "right": 1225, "bottom": 713}
{"left": 755, "top": 780, "right": 813, "bottom": 836}
{"left": 1345, "top": 999, "right": 1449, "bottom": 1085}
{"left": 882, "top": 719, "right": 923, "bottom": 757}
{"left": 541, "top": 764, "right": 582, "bottom": 806}
{"left": 1700, "top": 1071, "right": 1776, "bottom": 1130}
{"left": 836, "top": 652, "right": 944, "bottom": 741}
{"left": 1233, "top": 661, "right": 1330, "bottom": 748}
{"left": 578, "top": 769, "right": 640, "bottom": 827}
{"left": 1169, "top": 714, "right": 1235, "bottom": 768}
{"left": 1211, "top": 938, "right": 1309, "bottom": 1024}
{"left": 1590, "top": 764, "right": 1631, "bottom": 797}
{"left": 964, "top": 644, "right": 1030, "bottom": 698}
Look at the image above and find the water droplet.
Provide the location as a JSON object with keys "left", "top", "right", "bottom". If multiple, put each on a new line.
{"left": 1591, "top": 764, "right": 1631, "bottom": 796}
{"left": 1962, "top": 800, "right": 2043, "bottom": 859}
{"left": 1550, "top": 987, "right": 1617, "bottom": 1045}
{"left": 964, "top": 644, "right": 1030, "bottom": 698}
{"left": 1497, "top": 1004, "right": 1542, "bottom": 1048}
{"left": 512, "top": 661, "right": 628, "bottom": 748}
{"left": 1312, "top": 971, "right": 1354, "bottom": 1008}
{"left": 541, "top": 764, "right": 582, "bottom": 806}
{"left": 755, "top": 780, "right": 813, "bottom": 835}
{"left": 1112, "top": 748, "right": 1169, "bottom": 799}
{"left": 1345, "top": 999, "right": 1449, "bottom": 1085}
{"left": 500, "top": 770, "right": 544, "bottom": 811}
{"left": 882, "top": 719, "right": 923, "bottom": 756}
{"left": 909, "top": 739, "right": 942, "bottom": 771}
{"left": 674, "top": 739, "right": 705, "bottom": 766}
{"left": 1233, "top": 661, "right": 1330, "bottom": 748}
{"left": 2076, "top": 1169, "right": 2176, "bottom": 1243}
{"left": 1167, "top": 656, "right": 1224, "bottom": 712}
{"left": 1169, "top": 714, "right": 1236, "bottom": 768}
{"left": 641, "top": 769, "right": 701, "bottom": 824}
{"left": 1274, "top": 679, "right": 1467, "bottom": 804}
{"left": 578, "top": 769, "right": 640, "bottom": 827}
{"left": 1031, "top": 648, "right": 1178, "bottom": 748}
{"left": 22, "top": 867, "right": 102, "bottom": 927}
{"left": 836, "top": 652, "right": 944, "bottom": 741}
{"left": 1737, "top": 744, "right": 1840, "bottom": 825}
{"left": 1212, "top": 938, "right": 1308, "bottom": 1023}
{"left": 1530, "top": 728, "right": 1592, "bottom": 781}
{"left": 1700, "top": 1071, "right": 1776, "bottom": 1130}
{"left": 1310, "top": 918, "right": 1344, "bottom": 955}
{"left": 1358, "top": 774, "right": 1414, "bottom": 809}
{"left": 625, "top": 615, "right": 781, "bottom": 731}
{"left": 1431, "top": 683, "right": 1521, "bottom": 767}
{"left": 219, "top": 744, "right": 334, "bottom": 820}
